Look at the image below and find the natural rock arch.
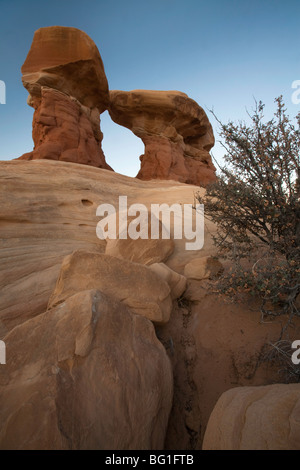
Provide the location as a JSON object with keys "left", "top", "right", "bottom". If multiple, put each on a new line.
{"left": 17, "top": 27, "right": 216, "bottom": 187}
{"left": 109, "top": 89, "right": 216, "bottom": 187}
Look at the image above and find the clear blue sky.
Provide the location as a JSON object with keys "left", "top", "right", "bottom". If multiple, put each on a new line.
{"left": 0, "top": 0, "right": 299, "bottom": 176}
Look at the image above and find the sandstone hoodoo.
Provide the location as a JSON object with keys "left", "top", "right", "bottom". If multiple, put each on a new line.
{"left": 18, "top": 26, "right": 112, "bottom": 170}
{"left": 109, "top": 89, "right": 216, "bottom": 186}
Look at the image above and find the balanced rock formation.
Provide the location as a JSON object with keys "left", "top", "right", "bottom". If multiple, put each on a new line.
{"left": 109, "top": 90, "right": 216, "bottom": 186}
{"left": 0, "top": 289, "right": 173, "bottom": 449}
{"left": 202, "top": 384, "right": 300, "bottom": 450}
{"left": 18, "top": 26, "right": 112, "bottom": 169}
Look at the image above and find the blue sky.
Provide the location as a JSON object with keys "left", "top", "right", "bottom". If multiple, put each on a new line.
{"left": 0, "top": 0, "right": 299, "bottom": 176}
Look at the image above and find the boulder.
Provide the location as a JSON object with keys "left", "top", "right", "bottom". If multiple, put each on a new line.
{"left": 203, "top": 384, "right": 300, "bottom": 450}
{"left": 0, "top": 290, "right": 173, "bottom": 449}
{"left": 148, "top": 263, "right": 187, "bottom": 300}
{"left": 48, "top": 250, "right": 172, "bottom": 325}
{"left": 18, "top": 26, "right": 111, "bottom": 169}
{"left": 183, "top": 256, "right": 224, "bottom": 280}
{"left": 109, "top": 89, "right": 216, "bottom": 187}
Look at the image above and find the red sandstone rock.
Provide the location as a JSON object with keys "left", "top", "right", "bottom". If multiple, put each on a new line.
{"left": 109, "top": 90, "right": 216, "bottom": 187}
{"left": 18, "top": 26, "right": 112, "bottom": 169}
{"left": 19, "top": 88, "right": 111, "bottom": 169}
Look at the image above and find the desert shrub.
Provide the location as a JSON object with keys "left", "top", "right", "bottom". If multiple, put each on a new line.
{"left": 196, "top": 97, "right": 300, "bottom": 330}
